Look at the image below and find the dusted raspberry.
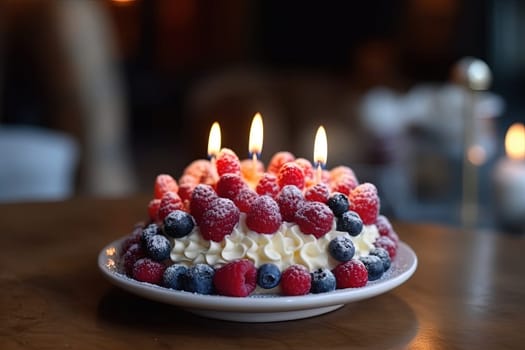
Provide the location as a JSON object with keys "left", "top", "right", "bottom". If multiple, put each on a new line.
{"left": 281, "top": 265, "right": 312, "bottom": 296}
{"left": 177, "top": 174, "right": 198, "bottom": 202}
{"left": 132, "top": 258, "right": 166, "bottom": 285}
{"left": 246, "top": 195, "right": 282, "bottom": 234}
{"left": 213, "top": 259, "right": 257, "bottom": 297}
{"left": 277, "top": 185, "right": 305, "bottom": 222}
{"left": 183, "top": 159, "right": 217, "bottom": 185}
{"left": 147, "top": 198, "right": 161, "bottom": 222}
{"left": 158, "top": 191, "right": 184, "bottom": 221}
{"left": 216, "top": 148, "right": 241, "bottom": 176}
{"left": 200, "top": 197, "right": 240, "bottom": 242}
{"left": 330, "top": 166, "right": 357, "bottom": 182}
{"left": 234, "top": 188, "right": 259, "bottom": 213}
{"left": 121, "top": 223, "right": 145, "bottom": 252}
{"left": 154, "top": 174, "right": 179, "bottom": 199}
{"left": 268, "top": 151, "right": 295, "bottom": 174}
{"left": 190, "top": 184, "right": 217, "bottom": 224}
{"left": 374, "top": 236, "right": 397, "bottom": 259}
{"left": 216, "top": 174, "right": 247, "bottom": 200}
{"left": 332, "top": 259, "right": 368, "bottom": 288}
{"left": 304, "top": 183, "right": 330, "bottom": 203}
{"left": 255, "top": 173, "right": 279, "bottom": 198}
{"left": 330, "top": 174, "right": 359, "bottom": 196}
{"left": 295, "top": 201, "right": 334, "bottom": 238}
{"left": 295, "top": 158, "right": 315, "bottom": 182}
{"left": 122, "top": 243, "right": 145, "bottom": 276}
{"left": 349, "top": 183, "right": 380, "bottom": 225}
{"left": 277, "top": 162, "right": 305, "bottom": 190}
{"left": 375, "top": 215, "right": 399, "bottom": 245}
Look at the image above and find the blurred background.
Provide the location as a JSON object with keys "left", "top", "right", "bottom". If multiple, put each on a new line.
{"left": 0, "top": 0, "right": 524, "bottom": 229}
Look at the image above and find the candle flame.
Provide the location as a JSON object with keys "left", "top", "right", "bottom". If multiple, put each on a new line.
{"left": 208, "top": 122, "right": 221, "bottom": 158}
{"left": 249, "top": 113, "right": 264, "bottom": 155}
{"left": 314, "top": 126, "right": 327, "bottom": 166}
{"left": 505, "top": 123, "right": 525, "bottom": 160}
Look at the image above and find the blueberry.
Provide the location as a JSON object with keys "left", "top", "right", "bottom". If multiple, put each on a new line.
{"left": 336, "top": 210, "right": 363, "bottom": 236}
{"left": 369, "top": 247, "right": 391, "bottom": 272}
{"left": 184, "top": 264, "right": 215, "bottom": 294}
{"left": 163, "top": 264, "right": 188, "bottom": 290}
{"left": 359, "top": 255, "right": 384, "bottom": 281}
{"left": 257, "top": 263, "right": 281, "bottom": 289}
{"left": 327, "top": 193, "right": 350, "bottom": 216}
{"left": 145, "top": 234, "right": 172, "bottom": 261}
{"left": 328, "top": 236, "right": 355, "bottom": 262}
{"left": 142, "top": 223, "right": 161, "bottom": 246}
{"left": 163, "top": 210, "right": 195, "bottom": 238}
{"left": 310, "top": 268, "right": 336, "bottom": 293}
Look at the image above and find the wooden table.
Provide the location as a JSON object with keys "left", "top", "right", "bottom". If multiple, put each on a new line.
{"left": 1, "top": 197, "right": 524, "bottom": 349}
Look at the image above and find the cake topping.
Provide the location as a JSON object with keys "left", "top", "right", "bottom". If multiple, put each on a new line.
{"left": 154, "top": 174, "right": 179, "bottom": 199}
{"left": 277, "top": 162, "right": 306, "bottom": 190}
{"left": 295, "top": 201, "right": 334, "bottom": 238}
{"left": 246, "top": 195, "right": 282, "bottom": 234}
{"left": 276, "top": 185, "right": 305, "bottom": 222}
{"left": 349, "top": 183, "right": 380, "bottom": 225}
{"left": 158, "top": 191, "right": 184, "bottom": 222}
{"left": 213, "top": 259, "right": 257, "bottom": 297}
{"left": 281, "top": 264, "right": 311, "bottom": 296}
{"left": 199, "top": 197, "right": 240, "bottom": 242}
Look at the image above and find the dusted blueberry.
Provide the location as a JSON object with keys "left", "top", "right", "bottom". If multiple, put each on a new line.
{"left": 257, "top": 263, "right": 281, "bottom": 289}
{"left": 164, "top": 210, "right": 195, "bottom": 238}
{"left": 327, "top": 193, "right": 350, "bottom": 216}
{"left": 336, "top": 211, "right": 363, "bottom": 236}
{"left": 360, "top": 255, "right": 384, "bottom": 281}
{"left": 328, "top": 236, "right": 355, "bottom": 262}
{"left": 310, "top": 268, "right": 336, "bottom": 293}
{"left": 369, "top": 247, "right": 391, "bottom": 272}
{"left": 163, "top": 264, "right": 188, "bottom": 290}
{"left": 145, "top": 234, "right": 171, "bottom": 261}
{"left": 142, "top": 223, "right": 161, "bottom": 246}
{"left": 184, "top": 264, "right": 215, "bottom": 294}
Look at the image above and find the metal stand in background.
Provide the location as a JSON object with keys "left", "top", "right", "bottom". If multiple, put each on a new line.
{"left": 452, "top": 58, "right": 492, "bottom": 228}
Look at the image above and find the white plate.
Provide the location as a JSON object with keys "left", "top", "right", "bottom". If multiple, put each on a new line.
{"left": 98, "top": 238, "right": 417, "bottom": 322}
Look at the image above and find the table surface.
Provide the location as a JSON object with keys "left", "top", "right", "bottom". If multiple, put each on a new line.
{"left": 1, "top": 196, "right": 524, "bottom": 350}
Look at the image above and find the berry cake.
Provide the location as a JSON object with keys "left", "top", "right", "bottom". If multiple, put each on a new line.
{"left": 119, "top": 149, "right": 400, "bottom": 297}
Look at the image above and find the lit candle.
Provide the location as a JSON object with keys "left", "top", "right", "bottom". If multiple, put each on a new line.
{"left": 313, "top": 126, "right": 327, "bottom": 184}
{"left": 493, "top": 123, "right": 525, "bottom": 230}
{"left": 208, "top": 122, "right": 221, "bottom": 160}
{"left": 248, "top": 113, "right": 264, "bottom": 170}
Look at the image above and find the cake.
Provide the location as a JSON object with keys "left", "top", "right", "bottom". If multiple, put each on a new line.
{"left": 119, "top": 149, "right": 400, "bottom": 297}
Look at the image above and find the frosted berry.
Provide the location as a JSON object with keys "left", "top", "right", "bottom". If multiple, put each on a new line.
{"left": 154, "top": 174, "right": 178, "bottom": 199}
{"left": 141, "top": 223, "right": 161, "bottom": 246}
{"left": 359, "top": 255, "right": 384, "bottom": 281}
{"left": 215, "top": 148, "right": 241, "bottom": 176}
{"left": 246, "top": 195, "right": 282, "bottom": 234}
{"left": 268, "top": 151, "right": 295, "bottom": 174}
{"left": 163, "top": 264, "right": 188, "bottom": 290}
{"left": 257, "top": 263, "right": 281, "bottom": 289}
{"left": 295, "top": 158, "right": 315, "bottom": 182}
{"left": 281, "top": 265, "right": 311, "bottom": 296}
{"left": 327, "top": 193, "right": 350, "bottom": 217}
{"left": 200, "top": 197, "right": 240, "bottom": 242}
{"left": 295, "top": 201, "right": 334, "bottom": 238}
{"left": 216, "top": 173, "right": 247, "bottom": 200}
{"left": 213, "top": 259, "right": 257, "bottom": 297}
{"left": 349, "top": 183, "right": 380, "bottom": 225}
{"left": 145, "top": 234, "right": 172, "bottom": 261}
{"left": 277, "top": 162, "right": 305, "bottom": 190}
{"left": 256, "top": 173, "right": 280, "bottom": 198}
{"left": 148, "top": 198, "right": 161, "bottom": 222}
{"left": 374, "top": 236, "right": 397, "bottom": 259}
{"left": 233, "top": 188, "right": 259, "bottom": 213}
{"left": 369, "top": 247, "right": 391, "bottom": 272}
{"left": 336, "top": 210, "right": 363, "bottom": 236}
{"left": 332, "top": 259, "right": 368, "bottom": 288}
{"left": 163, "top": 210, "right": 195, "bottom": 238}
{"left": 330, "top": 166, "right": 357, "bottom": 182}
{"left": 177, "top": 174, "right": 198, "bottom": 202}
{"left": 185, "top": 264, "right": 215, "bottom": 294}
{"left": 375, "top": 215, "right": 399, "bottom": 245}
{"left": 121, "top": 223, "right": 144, "bottom": 253}
{"left": 304, "top": 183, "right": 330, "bottom": 203}
{"left": 158, "top": 191, "right": 184, "bottom": 222}
{"left": 183, "top": 159, "right": 217, "bottom": 185}
{"left": 330, "top": 175, "right": 358, "bottom": 196}
{"left": 132, "top": 258, "right": 166, "bottom": 285}
{"left": 310, "top": 268, "right": 336, "bottom": 294}
{"left": 190, "top": 184, "right": 217, "bottom": 224}
{"left": 276, "top": 185, "right": 305, "bottom": 222}
{"left": 122, "top": 243, "right": 145, "bottom": 276}
{"left": 328, "top": 236, "right": 355, "bottom": 262}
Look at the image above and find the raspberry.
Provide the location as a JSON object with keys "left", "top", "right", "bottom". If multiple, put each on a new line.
{"left": 281, "top": 265, "right": 311, "bottom": 296}
{"left": 122, "top": 243, "right": 145, "bottom": 276}
{"left": 183, "top": 159, "right": 217, "bottom": 185}
{"left": 332, "top": 259, "right": 368, "bottom": 288}
{"left": 233, "top": 188, "right": 259, "bottom": 213}
{"left": 215, "top": 148, "right": 241, "bottom": 176}
{"left": 276, "top": 185, "right": 305, "bottom": 222}
{"left": 246, "top": 195, "right": 282, "bottom": 234}
{"left": 200, "top": 197, "right": 240, "bottom": 242}
{"left": 190, "top": 184, "right": 217, "bottom": 224}
{"left": 295, "top": 201, "right": 334, "bottom": 238}
{"left": 295, "top": 158, "right": 314, "bottom": 182}
{"left": 154, "top": 174, "right": 179, "bottom": 199}
{"left": 330, "top": 174, "right": 358, "bottom": 196}
{"left": 374, "top": 236, "right": 397, "bottom": 259}
{"left": 256, "top": 173, "right": 280, "bottom": 198}
{"left": 132, "top": 258, "right": 166, "bottom": 285}
{"left": 177, "top": 174, "right": 198, "bottom": 202}
{"left": 277, "top": 162, "right": 305, "bottom": 190}
{"left": 268, "top": 151, "right": 295, "bottom": 174}
{"left": 147, "top": 198, "right": 161, "bottom": 222}
{"left": 158, "top": 191, "right": 184, "bottom": 222}
{"left": 304, "top": 183, "right": 330, "bottom": 203}
{"left": 375, "top": 215, "right": 399, "bottom": 245}
{"left": 121, "top": 223, "right": 144, "bottom": 253}
{"left": 213, "top": 259, "right": 257, "bottom": 297}
{"left": 330, "top": 166, "right": 357, "bottom": 182}
{"left": 349, "top": 183, "right": 380, "bottom": 225}
{"left": 216, "top": 174, "right": 247, "bottom": 200}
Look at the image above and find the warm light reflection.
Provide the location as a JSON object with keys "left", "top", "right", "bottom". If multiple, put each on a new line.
{"left": 207, "top": 122, "right": 221, "bottom": 158}
{"left": 505, "top": 123, "right": 525, "bottom": 160}
{"left": 314, "top": 126, "right": 327, "bottom": 166}
{"left": 106, "top": 259, "right": 116, "bottom": 270}
{"left": 106, "top": 247, "right": 117, "bottom": 257}
{"left": 111, "top": 0, "right": 135, "bottom": 5}
{"left": 249, "top": 113, "right": 264, "bottom": 156}
{"left": 467, "top": 145, "right": 487, "bottom": 166}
